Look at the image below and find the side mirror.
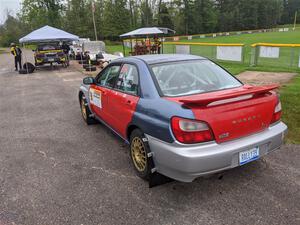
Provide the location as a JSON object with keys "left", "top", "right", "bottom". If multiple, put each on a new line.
{"left": 83, "top": 77, "right": 95, "bottom": 85}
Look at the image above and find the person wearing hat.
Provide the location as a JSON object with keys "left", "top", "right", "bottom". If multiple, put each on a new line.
{"left": 10, "top": 43, "right": 22, "bottom": 71}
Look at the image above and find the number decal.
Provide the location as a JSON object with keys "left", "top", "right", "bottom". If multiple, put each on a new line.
{"left": 89, "top": 88, "right": 102, "bottom": 108}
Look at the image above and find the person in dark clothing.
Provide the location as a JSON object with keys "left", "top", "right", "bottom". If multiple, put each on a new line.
{"left": 10, "top": 43, "right": 22, "bottom": 71}
{"left": 61, "top": 42, "right": 71, "bottom": 66}
{"left": 61, "top": 42, "right": 70, "bottom": 55}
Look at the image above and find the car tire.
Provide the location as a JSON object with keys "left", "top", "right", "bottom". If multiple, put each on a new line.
{"left": 80, "top": 95, "right": 97, "bottom": 125}
{"left": 23, "top": 62, "right": 35, "bottom": 73}
{"left": 129, "top": 129, "right": 153, "bottom": 180}
{"left": 18, "top": 69, "right": 28, "bottom": 74}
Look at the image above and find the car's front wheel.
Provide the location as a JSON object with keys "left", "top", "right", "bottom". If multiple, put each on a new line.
{"left": 80, "top": 95, "right": 97, "bottom": 125}
{"left": 130, "top": 129, "right": 153, "bottom": 180}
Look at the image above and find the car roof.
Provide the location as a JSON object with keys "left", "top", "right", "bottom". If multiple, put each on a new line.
{"left": 128, "top": 54, "right": 206, "bottom": 65}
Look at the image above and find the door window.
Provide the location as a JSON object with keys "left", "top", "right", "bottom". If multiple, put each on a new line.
{"left": 115, "top": 64, "right": 139, "bottom": 95}
{"left": 96, "top": 65, "right": 121, "bottom": 88}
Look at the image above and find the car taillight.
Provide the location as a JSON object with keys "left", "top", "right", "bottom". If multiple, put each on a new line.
{"left": 171, "top": 117, "right": 214, "bottom": 144}
{"left": 270, "top": 97, "right": 282, "bottom": 124}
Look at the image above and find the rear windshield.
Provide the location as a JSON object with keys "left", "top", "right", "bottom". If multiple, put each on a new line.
{"left": 38, "top": 45, "right": 59, "bottom": 51}
{"left": 150, "top": 60, "right": 242, "bottom": 97}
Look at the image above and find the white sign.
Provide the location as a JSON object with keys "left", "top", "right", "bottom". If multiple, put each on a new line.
{"left": 298, "top": 55, "right": 300, "bottom": 68}
{"left": 187, "top": 36, "right": 193, "bottom": 40}
{"left": 200, "top": 35, "right": 205, "bottom": 38}
{"left": 212, "top": 34, "right": 216, "bottom": 38}
{"left": 216, "top": 46, "right": 242, "bottom": 62}
{"left": 226, "top": 32, "right": 230, "bottom": 36}
{"left": 175, "top": 45, "right": 190, "bottom": 54}
{"left": 279, "top": 28, "right": 284, "bottom": 32}
{"left": 173, "top": 37, "right": 179, "bottom": 41}
{"left": 89, "top": 88, "right": 102, "bottom": 108}
{"left": 284, "top": 28, "right": 289, "bottom": 32}
{"left": 259, "top": 46, "right": 280, "bottom": 58}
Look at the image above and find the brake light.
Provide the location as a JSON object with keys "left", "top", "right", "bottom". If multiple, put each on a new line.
{"left": 171, "top": 117, "right": 214, "bottom": 144}
{"left": 270, "top": 97, "right": 282, "bottom": 124}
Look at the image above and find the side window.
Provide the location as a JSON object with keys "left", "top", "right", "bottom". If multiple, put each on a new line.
{"left": 115, "top": 64, "right": 139, "bottom": 95}
{"left": 96, "top": 65, "right": 121, "bottom": 88}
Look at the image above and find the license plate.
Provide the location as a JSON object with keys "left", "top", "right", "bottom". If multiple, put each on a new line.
{"left": 48, "top": 58, "right": 54, "bottom": 62}
{"left": 239, "top": 147, "right": 259, "bottom": 165}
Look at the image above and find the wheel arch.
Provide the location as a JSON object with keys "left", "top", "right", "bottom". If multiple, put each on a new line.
{"left": 78, "top": 90, "right": 84, "bottom": 103}
{"left": 126, "top": 124, "right": 141, "bottom": 141}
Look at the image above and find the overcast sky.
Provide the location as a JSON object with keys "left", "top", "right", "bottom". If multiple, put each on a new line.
{"left": 0, "top": 0, "right": 21, "bottom": 24}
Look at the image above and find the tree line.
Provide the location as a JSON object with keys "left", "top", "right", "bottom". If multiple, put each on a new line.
{"left": 0, "top": 0, "right": 300, "bottom": 46}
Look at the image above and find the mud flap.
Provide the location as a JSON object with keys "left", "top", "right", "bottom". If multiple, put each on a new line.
{"left": 148, "top": 172, "right": 174, "bottom": 188}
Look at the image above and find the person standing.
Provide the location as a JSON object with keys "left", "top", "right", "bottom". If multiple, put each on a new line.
{"left": 10, "top": 43, "right": 22, "bottom": 71}
{"left": 154, "top": 36, "right": 162, "bottom": 54}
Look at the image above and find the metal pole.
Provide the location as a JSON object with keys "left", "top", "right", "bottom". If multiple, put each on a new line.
{"left": 122, "top": 40, "right": 125, "bottom": 56}
{"left": 290, "top": 47, "right": 295, "bottom": 67}
{"left": 293, "top": 11, "right": 297, "bottom": 31}
{"left": 162, "top": 37, "right": 164, "bottom": 54}
{"left": 92, "top": 1, "right": 98, "bottom": 41}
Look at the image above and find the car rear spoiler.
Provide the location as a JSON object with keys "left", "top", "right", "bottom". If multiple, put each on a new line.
{"left": 179, "top": 84, "right": 279, "bottom": 106}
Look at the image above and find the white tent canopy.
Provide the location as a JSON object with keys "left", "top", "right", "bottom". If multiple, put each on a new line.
{"left": 120, "top": 27, "right": 166, "bottom": 38}
{"left": 19, "top": 25, "right": 79, "bottom": 43}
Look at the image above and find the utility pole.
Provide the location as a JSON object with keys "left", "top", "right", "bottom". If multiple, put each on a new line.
{"left": 293, "top": 11, "right": 297, "bottom": 31}
{"left": 92, "top": 1, "right": 98, "bottom": 41}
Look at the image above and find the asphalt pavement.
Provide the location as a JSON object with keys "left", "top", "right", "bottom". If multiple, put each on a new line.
{"left": 0, "top": 50, "right": 299, "bottom": 225}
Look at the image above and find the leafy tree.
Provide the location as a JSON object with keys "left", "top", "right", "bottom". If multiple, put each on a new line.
{"left": 157, "top": 1, "right": 174, "bottom": 29}
{"left": 21, "top": 0, "right": 63, "bottom": 30}
{"left": 0, "top": 14, "right": 25, "bottom": 46}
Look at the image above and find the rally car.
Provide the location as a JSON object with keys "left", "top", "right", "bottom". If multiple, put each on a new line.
{"left": 78, "top": 54, "right": 287, "bottom": 182}
{"left": 34, "top": 43, "right": 67, "bottom": 66}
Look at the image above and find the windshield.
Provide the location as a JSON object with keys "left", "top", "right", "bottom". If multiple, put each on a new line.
{"left": 150, "top": 60, "right": 242, "bottom": 97}
{"left": 38, "top": 45, "right": 59, "bottom": 51}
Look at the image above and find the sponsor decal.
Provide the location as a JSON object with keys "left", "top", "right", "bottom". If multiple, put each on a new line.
{"left": 89, "top": 88, "right": 102, "bottom": 108}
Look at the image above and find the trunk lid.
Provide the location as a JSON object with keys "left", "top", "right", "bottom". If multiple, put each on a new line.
{"left": 166, "top": 85, "right": 278, "bottom": 143}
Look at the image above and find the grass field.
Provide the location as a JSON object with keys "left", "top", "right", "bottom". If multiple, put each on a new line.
{"left": 280, "top": 75, "right": 300, "bottom": 144}
{"left": 107, "top": 28, "right": 300, "bottom": 74}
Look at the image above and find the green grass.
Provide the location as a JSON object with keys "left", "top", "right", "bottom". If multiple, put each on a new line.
{"left": 107, "top": 29, "right": 300, "bottom": 73}
{"left": 280, "top": 75, "right": 300, "bottom": 144}
{"left": 169, "top": 29, "right": 300, "bottom": 72}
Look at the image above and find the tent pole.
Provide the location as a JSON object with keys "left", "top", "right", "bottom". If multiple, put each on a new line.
{"left": 23, "top": 43, "right": 29, "bottom": 74}
{"left": 122, "top": 40, "right": 125, "bottom": 57}
{"left": 162, "top": 37, "right": 164, "bottom": 54}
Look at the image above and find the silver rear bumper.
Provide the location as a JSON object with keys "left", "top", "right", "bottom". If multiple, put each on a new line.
{"left": 146, "top": 122, "right": 287, "bottom": 182}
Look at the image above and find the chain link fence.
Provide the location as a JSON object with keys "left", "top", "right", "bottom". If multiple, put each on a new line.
{"left": 250, "top": 44, "right": 300, "bottom": 69}
{"left": 163, "top": 42, "right": 245, "bottom": 63}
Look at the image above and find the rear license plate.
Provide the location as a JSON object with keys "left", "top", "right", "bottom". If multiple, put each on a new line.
{"left": 48, "top": 58, "right": 54, "bottom": 62}
{"left": 239, "top": 147, "right": 259, "bottom": 165}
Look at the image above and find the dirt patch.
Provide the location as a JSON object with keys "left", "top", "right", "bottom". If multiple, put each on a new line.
{"left": 237, "top": 71, "right": 298, "bottom": 86}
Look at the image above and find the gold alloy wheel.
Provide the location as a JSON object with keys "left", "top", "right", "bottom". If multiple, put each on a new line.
{"left": 131, "top": 137, "right": 147, "bottom": 172}
{"left": 81, "top": 98, "right": 87, "bottom": 120}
